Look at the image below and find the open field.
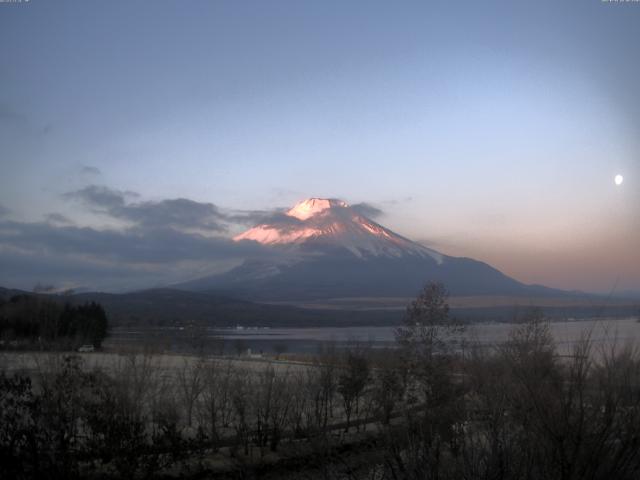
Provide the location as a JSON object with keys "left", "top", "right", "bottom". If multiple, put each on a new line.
{"left": 0, "top": 351, "right": 312, "bottom": 376}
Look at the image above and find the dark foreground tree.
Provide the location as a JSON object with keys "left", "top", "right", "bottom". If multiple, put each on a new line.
{"left": 395, "top": 282, "right": 463, "bottom": 360}
{"left": 338, "top": 351, "right": 370, "bottom": 432}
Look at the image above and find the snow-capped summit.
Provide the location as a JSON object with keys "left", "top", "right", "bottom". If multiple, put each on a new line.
{"left": 286, "top": 198, "right": 347, "bottom": 220}
{"left": 234, "top": 197, "right": 443, "bottom": 263}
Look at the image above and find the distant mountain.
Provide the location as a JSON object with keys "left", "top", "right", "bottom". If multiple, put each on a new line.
{"left": 0, "top": 287, "right": 27, "bottom": 300}
{"left": 0, "top": 287, "right": 399, "bottom": 327}
{"left": 2, "top": 286, "right": 636, "bottom": 328}
{"left": 177, "top": 198, "right": 567, "bottom": 301}
{"left": 618, "top": 290, "right": 640, "bottom": 301}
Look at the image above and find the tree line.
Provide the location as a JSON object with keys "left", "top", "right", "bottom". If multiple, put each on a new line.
{"left": 0, "top": 294, "right": 108, "bottom": 348}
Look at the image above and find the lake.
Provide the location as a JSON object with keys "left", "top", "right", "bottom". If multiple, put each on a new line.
{"left": 108, "top": 317, "right": 640, "bottom": 356}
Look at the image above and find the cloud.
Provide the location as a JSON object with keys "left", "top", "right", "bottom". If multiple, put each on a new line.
{"left": 64, "top": 187, "right": 385, "bottom": 231}
{"left": 0, "top": 204, "right": 9, "bottom": 218}
{"left": 80, "top": 165, "right": 101, "bottom": 176}
{"left": 64, "top": 185, "right": 227, "bottom": 231}
{"left": 32, "top": 283, "right": 56, "bottom": 293}
{"left": 0, "top": 248, "right": 169, "bottom": 292}
{"left": 0, "top": 217, "right": 279, "bottom": 291}
{"left": 229, "top": 201, "right": 384, "bottom": 233}
{"left": 0, "top": 102, "right": 29, "bottom": 128}
{"left": 351, "top": 202, "right": 384, "bottom": 219}
{"left": 63, "top": 185, "right": 127, "bottom": 210}
{"left": 3, "top": 186, "right": 387, "bottom": 291}
{"left": 0, "top": 102, "right": 51, "bottom": 138}
{"left": 230, "top": 201, "right": 384, "bottom": 226}
{"left": 227, "top": 208, "right": 303, "bottom": 227}
{"left": 44, "top": 213, "right": 73, "bottom": 225}
{"left": 115, "top": 198, "right": 228, "bottom": 231}
{"left": 0, "top": 220, "right": 270, "bottom": 264}
{"left": 381, "top": 196, "right": 414, "bottom": 206}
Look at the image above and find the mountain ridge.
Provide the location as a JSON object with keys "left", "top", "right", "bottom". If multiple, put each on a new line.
{"left": 2, "top": 286, "right": 636, "bottom": 329}
{"left": 177, "top": 198, "right": 573, "bottom": 301}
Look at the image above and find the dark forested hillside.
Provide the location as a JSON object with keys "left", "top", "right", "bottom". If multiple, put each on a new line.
{"left": 68, "top": 288, "right": 400, "bottom": 327}
{"left": 0, "top": 292, "right": 108, "bottom": 348}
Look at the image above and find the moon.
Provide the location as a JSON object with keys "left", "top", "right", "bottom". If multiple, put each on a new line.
{"left": 614, "top": 174, "right": 624, "bottom": 186}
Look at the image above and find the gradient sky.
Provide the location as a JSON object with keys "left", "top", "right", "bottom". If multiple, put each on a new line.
{"left": 1, "top": 0, "right": 639, "bottom": 293}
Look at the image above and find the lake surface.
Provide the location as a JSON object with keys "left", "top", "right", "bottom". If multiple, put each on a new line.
{"left": 109, "top": 317, "right": 640, "bottom": 356}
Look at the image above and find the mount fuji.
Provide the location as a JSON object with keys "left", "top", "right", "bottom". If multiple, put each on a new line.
{"left": 177, "top": 198, "right": 562, "bottom": 302}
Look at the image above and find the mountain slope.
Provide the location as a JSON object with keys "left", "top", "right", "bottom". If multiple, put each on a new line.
{"left": 178, "top": 198, "right": 567, "bottom": 301}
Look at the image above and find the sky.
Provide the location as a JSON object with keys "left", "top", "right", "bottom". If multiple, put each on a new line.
{"left": 0, "top": 0, "right": 639, "bottom": 294}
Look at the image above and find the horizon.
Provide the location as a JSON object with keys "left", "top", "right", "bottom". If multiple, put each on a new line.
{"left": 1, "top": 1, "right": 639, "bottom": 294}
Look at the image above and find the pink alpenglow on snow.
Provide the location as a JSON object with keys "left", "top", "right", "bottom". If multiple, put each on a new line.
{"left": 234, "top": 198, "right": 444, "bottom": 263}
{"left": 285, "top": 198, "right": 348, "bottom": 220}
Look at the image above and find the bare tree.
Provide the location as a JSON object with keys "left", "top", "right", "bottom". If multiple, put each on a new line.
{"left": 338, "top": 351, "right": 370, "bottom": 432}
{"left": 230, "top": 368, "right": 252, "bottom": 456}
{"left": 251, "top": 365, "right": 293, "bottom": 455}
{"left": 396, "top": 282, "right": 463, "bottom": 359}
{"left": 176, "top": 357, "right": 205, "bottom": 428}
{"left": 396, "top": 282, "right": 463, "bottom": 407}
{"left": 287, "top": 369, "right": 311, "bottom": 438}
{"left": 116, "top": 350, "right": 161, "bottom": 415}
{"left": 372, "top": 353, "right": 405, "bottom": 425}
{"left": 198, "top": 359, "right": 234, "bottom": 449}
